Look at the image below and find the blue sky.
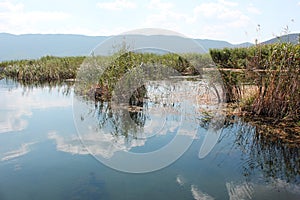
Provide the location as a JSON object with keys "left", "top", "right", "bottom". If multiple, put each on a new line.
{"left": 0, "top": 0, "right": 299, "bottom": 43}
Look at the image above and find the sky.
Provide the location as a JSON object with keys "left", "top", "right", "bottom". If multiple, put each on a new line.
{"left": 0, "top": 0, "right": 299, "bottom": 44}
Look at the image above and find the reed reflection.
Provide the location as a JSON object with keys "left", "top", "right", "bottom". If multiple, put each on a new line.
{"left": 215, "top": 116, "right": 300, "bottom": 184}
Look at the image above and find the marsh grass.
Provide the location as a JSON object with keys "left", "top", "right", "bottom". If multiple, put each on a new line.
{"left": 77, "top": 51, "right": 203, "bottom": 103}
{"left": 210, "top": 43, "right": 300, "bottom": 124}
{"left": 1, "top": 56, "right": 85, "bottom": 83}
{"left": 249, "top": 43, "right": 300, "bottom": 121}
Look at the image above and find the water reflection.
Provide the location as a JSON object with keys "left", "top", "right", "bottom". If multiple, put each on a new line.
{"left": 219, "top": 117, "right": 300, "bottom": 184}
{"left": 94, "top": 102, "right": 146, "bottom": 139}
{"left": 48, "top": 131, "right": 89, "bottom": 155}
{"left": 0, "top": 78, "right": 299, "bottom": 199}
{"left": 0, "top": 79, "right": 73, "bottom": 134}
{"left": 191, "top": 185, "right": 215, "bottom": 200}
{"left": 1, "top": 142, "right": 35, "bottom": 161}
{"left": 74, "top": 78, "right": 216, "bottom": 155}
{"left": 73, "top": 77, "right": 226, "bottom": 172}
{"left": 225, "top": 181, "right": 254, "bottom": 200}
{"left": 0, "top": 79, "right": 73, "bottom": 162}
{"left": 65, "top": 172, "right": 108, "bottom": 200}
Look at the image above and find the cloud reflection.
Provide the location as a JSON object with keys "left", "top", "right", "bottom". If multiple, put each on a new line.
{"left": 176, "top": 175, "right": 185, "bottom": 186}
{"left": 0, "top": 83, "right": 72, "bottom": 134}
{"left": 48, "top": 131, "right": 146, "bottom": 158}
{"left": 191, "top": 185, "right": 215, "bottom": 200}
{"left": 225, "top": 182, "right": 253, "bottom": 200}
{"left": 1, "top": 142, "right": 35, "bottom": 161}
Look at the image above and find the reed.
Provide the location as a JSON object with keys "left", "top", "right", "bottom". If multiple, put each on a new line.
{"left": 210, "top": 43, "right": 300, "bottom": 122}
{"left": 78, "top": 51, "right": 201, "bottom": 102}
{"left": 1, "top": 56, "right": 85, "bottom": 83}
{"left": 250, "top": 43, "right": 300, "bottom": 121}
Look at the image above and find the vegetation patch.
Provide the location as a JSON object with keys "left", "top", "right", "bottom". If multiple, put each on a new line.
{"left": 0, "top": 56, "right": 85, "bottom": 83}
{"left": 76, "top": 51, "right": 205, "bottom": 103}
{"left": 211, "top": 43, "right": 300, "bottom": 139}
{"left": 210, "top": 43, "right": 300, "bottom": 121}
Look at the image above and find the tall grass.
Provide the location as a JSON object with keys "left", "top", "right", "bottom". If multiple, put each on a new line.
{"left": 77, "top": 51, "right": 202, "bottom": 102}
{"left": 250, "top": 43, "right": 300, "bottom": 121}
{"left": 1, "top": 56, "right": 85, "bottom": 83}
{"left": 210, "top": 43, "right": 300, "bottom": 122}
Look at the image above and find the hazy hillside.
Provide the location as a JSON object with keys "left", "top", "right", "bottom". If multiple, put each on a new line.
{"left": 0, "top": 33, "right": 252, "bottom": 61}
{"left": 0, "top": 33, "right": 106, "bottom": 61}
{"left": 262, "top": 33, "right": 300, "bottom": 45}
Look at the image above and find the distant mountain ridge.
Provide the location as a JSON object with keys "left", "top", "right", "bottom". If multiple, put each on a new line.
{"left": 262, "top": 33, "right": 300, "bottom": 45}
{"left": 0, "top": 33, "right": 297, "bottom": 62}
{"left": 0, "top": 33, "right": 255, "bottom": 61}
{"left": 0, "top": 33, "right": 107, "bottom": 61}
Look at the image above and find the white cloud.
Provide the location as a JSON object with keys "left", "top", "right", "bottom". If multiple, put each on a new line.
{"left": 22, "top": 11, "right": 70, "bottom": 22}
{"left": 247, "top": 4, "right": 261, "bottom": 15}
{"left": 144, "top": 0, "right": 186, "bottom": 32}
{"left": 0, "top": 1, "right": 70, "bottom": 34}
{"left": 193, "top": 1, "right": 248, "bottom": 23}
{"left": 0, "top": 0, "right": 261, "bottom": 43}
{"left": 144, "top": 12, "right": 183, "bottom": 31}
{"left": 142, "top": 0, "right": 256, "bottom": 42}
{"left": 228, "top": 15, "right": 251, "bottom": 28}
{"left": 97, "top": 0, "right": 136, "bottom": 11}
{"left": 199, "top": 24, "right": 228, "bottom": 38}
{"left": 0, "top": 1, "right": 24, "bottom": 12}
{"left": 218, "top": 0, "right": 238, "bottom": 7}
{"left": 218, "top": 9, "right": 244, "bottom": 20}
{"left": 298, "top": 1, "right": 300, "bottom": 6}
{"left": 193, "top": 3, "right": 221, "bottom": 18}
{"left": 190, "top": 1, "right": 253, "bottom": 35}
{"left": 148, "top": 0, "right": 174, "bottom": 10}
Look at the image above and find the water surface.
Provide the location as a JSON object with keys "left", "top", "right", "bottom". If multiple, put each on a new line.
{"left": 0, "top": 79, "right": 299, "bottom": 200}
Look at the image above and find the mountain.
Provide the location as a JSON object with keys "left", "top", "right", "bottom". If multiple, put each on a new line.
{"left": 262, "top": 33, "right": 300, "bottom": 45}
{"left": 0, "top": 33, "right": 251, "bottom": 61}
{"left": 234, "top": 42, "right": 253, "bottom": 48}
{"left": 195, "top": 39, "right": 234, "bottom": 50}
{"left": 0, "top": 33, "right": 106, "bottom": 61}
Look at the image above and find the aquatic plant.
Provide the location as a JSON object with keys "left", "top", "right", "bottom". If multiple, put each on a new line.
{"left": 1, "top": 56, "right": 85, "bottom": 83}
{"left": 249, "top": 43, "right": 300, "bottom": 121}
{"left": 77, "top": 51, "right": 200, "bottom": 103}
{"left": 210, "top": 43, "right": 300, "bottom": 122}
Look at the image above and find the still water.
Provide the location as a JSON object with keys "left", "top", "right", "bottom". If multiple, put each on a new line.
{"left": 0, "top": 78, "right": 299, "bottom": 200}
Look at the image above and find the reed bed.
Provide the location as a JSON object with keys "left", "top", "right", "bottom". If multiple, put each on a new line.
{"left": 210, "top": 43, "right": 300, "bottom": 131}
{"left": 1, "top": 56, "right": 85, "bottom": 83}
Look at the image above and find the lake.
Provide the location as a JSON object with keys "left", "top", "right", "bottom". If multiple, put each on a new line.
{"left": 0, "top": 78, "right": 299, "bottom": 200}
